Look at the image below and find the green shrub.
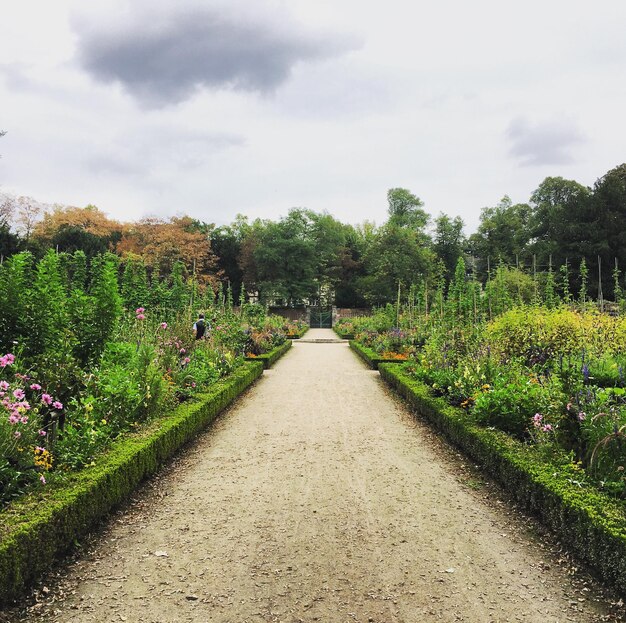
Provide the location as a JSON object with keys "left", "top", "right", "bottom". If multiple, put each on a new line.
{"left": 472, "top": 375, "right": 564, "bottom": 438}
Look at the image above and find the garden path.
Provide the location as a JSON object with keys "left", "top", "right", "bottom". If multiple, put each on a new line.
{"left": 13, "top": 329, "right": 617, "bottom": 622}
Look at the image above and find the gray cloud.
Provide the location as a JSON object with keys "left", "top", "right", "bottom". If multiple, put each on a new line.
{"left": 507, "top": 116, "right": 586, "bottom": 166}
{"left": 73, "top": 4, "right": 354, "bottom": 107}
{"left": 85, "top": 128, "right": 245, "bottom": 177}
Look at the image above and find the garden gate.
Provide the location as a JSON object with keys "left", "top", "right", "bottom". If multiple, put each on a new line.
{"left": 309, "top": 306, "right": 333, "bottom": 328}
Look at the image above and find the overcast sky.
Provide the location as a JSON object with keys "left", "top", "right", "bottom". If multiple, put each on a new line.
{"left": 1, "top": 0, "right": 625, "bottom": 232}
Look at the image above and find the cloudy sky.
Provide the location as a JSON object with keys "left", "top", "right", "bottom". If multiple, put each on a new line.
{"left": 1, "top": 0, "right": 625, "bottom": 232}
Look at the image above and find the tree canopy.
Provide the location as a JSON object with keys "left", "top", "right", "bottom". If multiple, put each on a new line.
{"left": 2, "top": 162, "right": 626, "bottom": 304}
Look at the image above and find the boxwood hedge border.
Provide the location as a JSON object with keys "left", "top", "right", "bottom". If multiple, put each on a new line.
{"left": 333, "top": 327, "right": 354, "bottom": 340}
{"left": 349, "top": 340, "right": 406, "bottom": 369}
{"left": 287, "top": 327, "right": 309, "bottom": 340}
{"left": 245, "top": 339, "right": 292, "bottom": 369}
{"left": 0, "top": 361, "right": 264, "bottom": 606}
{"left": 379, "top": 362, "right": 626, "bottom": 592}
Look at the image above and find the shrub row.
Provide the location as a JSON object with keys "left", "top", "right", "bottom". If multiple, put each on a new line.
{"left": 287, "top": 327, "right": 309, "bottom": 339}
{"left": 349, "top": 340, "right": 405, "bottom": 369}
{"left": 0, "top": 361, "right": 264, "bottom": 606}
{"left": 245, "top": 340, "right": 292, "bottom": 369}
{"left": 378, "top": 363, "right": 626, "bottom": 592}
{"left": 333, "top": 326, "right": 354, "bottom": 340}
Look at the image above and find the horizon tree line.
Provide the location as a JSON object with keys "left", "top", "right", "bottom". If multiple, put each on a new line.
{"left": 0, "top": 162, "right": 625, "bottom": 307}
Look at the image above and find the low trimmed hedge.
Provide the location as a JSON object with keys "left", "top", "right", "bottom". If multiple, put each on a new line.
{"left": 333, "top": 327, "right": 354, "bottom": 340}
{"left": 379, "top": 363, "right": 626, "bottom": 592}
{"left": 349, "top": 340, "right": 406, "bottom": 369}
{"left": 0, "top": 361, "right": 264, "bottom": 606}
{"left": 245, "top": 339, "right": 292, "bottom": 369}
{"left": 286, "top": 326, "right": 309, "bottom": 339}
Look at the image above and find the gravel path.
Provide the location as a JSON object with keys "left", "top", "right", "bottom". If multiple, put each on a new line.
{"left": 8, "top": 330, "right": 623, "bottom": 622}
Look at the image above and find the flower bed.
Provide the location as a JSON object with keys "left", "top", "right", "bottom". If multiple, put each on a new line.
{"left": 349, "top": 340, "right": 407, "bottom": 370}
{"left": 333, "top": 322, "right": 355, "bottom": 340}
{"left": 0, "top": 361, "right": 263, "bottom": 606}
{"left": 245, "top": 340, "right": 292, "bottom": 369}
{"left": 379, "top": 362, "right": 626, "bottom": 592}
{"left": 285, "top": 322, "right": 309, "bottom": 339}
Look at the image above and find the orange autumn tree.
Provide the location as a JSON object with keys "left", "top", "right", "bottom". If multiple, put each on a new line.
{"left": 32, "top": 204, "right": 123, "bottom": 253}
{"left": 117, "top": 216, "right": 219, "bottom": 289}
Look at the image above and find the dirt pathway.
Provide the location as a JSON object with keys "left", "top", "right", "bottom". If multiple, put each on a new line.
{"left": 9, "top": 330, "right": 622, "bottom": 622}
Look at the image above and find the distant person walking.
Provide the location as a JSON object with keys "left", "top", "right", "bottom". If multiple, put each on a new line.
{"left": 193, "top": 313, "right": 206, "bottom": 340}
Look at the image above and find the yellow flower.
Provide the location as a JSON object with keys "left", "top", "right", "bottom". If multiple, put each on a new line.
{"left": 34, "top": 447, "right": 53, "bottom": 471}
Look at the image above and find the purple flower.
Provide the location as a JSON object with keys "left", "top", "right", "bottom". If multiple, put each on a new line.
{"left": 582, "top": 364, "right": 590, "bottom": 382}
{"left": 41, "top": 394, "right": 53, "bottom": 405}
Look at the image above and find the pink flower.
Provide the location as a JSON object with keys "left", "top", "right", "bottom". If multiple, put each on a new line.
{"left": 41, "top": 394, "right": 53, "bottom": 405}
{"left": 160, "top": 322, "right": 168, "bottom": 329}
{"left": 183, "top": 357, "right": 191, "bottom": 365}
{"left": 135, "top": 307, "right": 145, "bottom": 314}
{"left": 542, "top": 424, "right": 553, "bottom": 432}
{"left": 39, "top": 475, "right": 46, "bottom": 485}
{"left": 533, "top": 413, "right": 543, "bottom": 428}
{"left": 8, "top": 414, "right": 19, "bottom": 424}
{"left": 578, "top": 412, "right": 586, "bottom": 421}
{"left": 136, "top": 313, "right": 145, "bottom": 320}
{"left": 52, "top": 401, "right": 63, "bottom": 410}
{"left": 180, "top": 348, "right": 186, "bottom": 354}
{"left": 13, "top": 389, "right": 25, "bottom": 400}
{"left": 20, "top": 416, "right": 28, "bottom": 424}
{"left": 14, "top": 431, "right": 21, "bottom": 439}
{"left": 30, "top": 383, "right": 42, "bottom": 391}
{"left": 0, "top": 353, "right": 15, "bottom": 368}
{"left": 0, "top": 380, "right": 9, "bottom": 391}
{"left": 39, "top": 429, "right": 47, "bottom": 436}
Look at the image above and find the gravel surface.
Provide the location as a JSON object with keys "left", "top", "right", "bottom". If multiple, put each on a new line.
{"left": 5, "top": 329, "right": 625, "bottom": 622}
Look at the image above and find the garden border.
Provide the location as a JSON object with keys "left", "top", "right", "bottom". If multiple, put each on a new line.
{"left": 245, "top": 339, "right": 292, "bottom": 369}
{"left": 378, "top": 363, "right": 626, "bottom": 593}
{"left": 333, "top": 327, "right": 354, "bottom": 340}
{"left": 0, "top": 361, "right": 264, "bottom": 606}
{"left": 349, "top": 340, "right": 406, "bottom": 369}
{"left": 287, "top": 327, "right": 309, "bottom": 340}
